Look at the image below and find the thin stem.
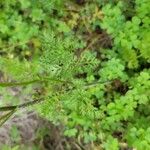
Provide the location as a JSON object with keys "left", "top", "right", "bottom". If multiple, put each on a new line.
{"left": 0, "top": 109, "right": 17, "bottom": 127}
{"left": 84, "top": 80, "right": 112, "bottom": 89}
{"left": 0, "top": 79, "right": 40, "bottom": 87}
{"left": 0, "top": 98, "right": 45, "bottom": 126}
{"left": 0, "top": 98, "right": 45, "bottom": 112}
{"left": 0, "top": 80, "right": 112, "bottom": 112}
{"left": 0, "top": 77, "right": 72, "bottom": 87}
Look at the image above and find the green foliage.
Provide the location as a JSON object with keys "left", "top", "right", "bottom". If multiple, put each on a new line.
{"left": 40, "top": 32, "right": 76, "bottom": 79}
{"left": 0, "top": 57, "right": 39, "bottom": 80}
{"left": 99, "top": 58, "right": 128, "bottom": 81}
{"left": 126, "top": 127, "right": 150, "bottom": 150}
{"left": 0, "top": 0, "right": 150, "bottom": 149}
{"left": 10, "top": 125, "right": 21, "bottom": 143}
{"left": 0, "top": 0, "right": 65, "bottom": 58}
{"left": 101, "top": 0, "right": 150, "bottom": 68}
{"left": 103, "top": 135, "right": 119, "bottom": 150}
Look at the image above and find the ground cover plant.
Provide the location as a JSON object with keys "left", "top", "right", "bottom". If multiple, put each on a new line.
{"left": 0, "top": 0, "right": 150, "bottom": 149}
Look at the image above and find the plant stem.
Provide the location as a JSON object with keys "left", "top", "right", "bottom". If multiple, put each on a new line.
{"left": 0, "top": 109, "right": 17, "bottom": 127}
{"left": 84, "top": 80, "right": 111, "bottom": 89}
{"left": 0, "top": 79, "right": 40, "bottom": 87}
{"left": 0, "top": 77, "right": 72, "bottom": 87}
{"left": 0, "top": 98, "right": 45, "bottom": 111}
{"left": 0, "top": 80, "right": 111, "bottom": 112}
